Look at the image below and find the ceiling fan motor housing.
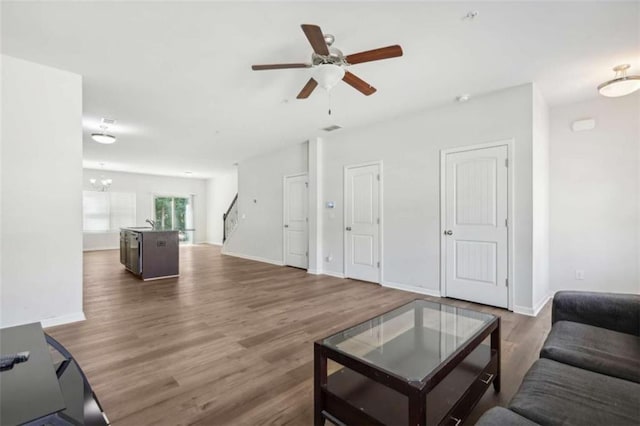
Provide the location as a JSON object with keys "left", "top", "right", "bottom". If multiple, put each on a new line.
{"left": 312, "top": 47, "right": 347, "bottom": 66}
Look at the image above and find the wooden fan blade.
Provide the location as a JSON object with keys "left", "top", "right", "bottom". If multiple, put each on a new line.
{"left": 252, "top": 63, "right": 311, "bottom": 71}
{"left": 296, "top": 78, "right": 318, "bottom": 99}
{"left": 345, "top": 45, "right": 403, "bottom": 65}
{"left": 301, "top": 24, "right": 330, "bottom": 56}
{"left": 342, "top": 71, "right": 377, "bottom": 96}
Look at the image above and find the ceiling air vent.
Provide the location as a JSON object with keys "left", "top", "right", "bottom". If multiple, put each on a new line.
{"left": 321, "top": 124, "right": 342, "bottom": 132}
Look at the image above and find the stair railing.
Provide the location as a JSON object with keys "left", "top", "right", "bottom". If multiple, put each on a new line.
{"left": 223, "top": 194, "right": 239, "bottom": 243}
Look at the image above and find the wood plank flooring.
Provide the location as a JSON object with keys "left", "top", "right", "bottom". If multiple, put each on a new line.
{"left": 46, "top": 245, "right": 551, "bottom": 425}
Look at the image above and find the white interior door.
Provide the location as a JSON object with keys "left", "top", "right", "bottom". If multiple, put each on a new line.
{"left": 444, "top": 145, "right": 509, "bottom": 308}
{"left": 284, "top": 174, "right": 308, "bottom": 269}
{"left": 345, "top": 163, "right": 380, "bottom": 283}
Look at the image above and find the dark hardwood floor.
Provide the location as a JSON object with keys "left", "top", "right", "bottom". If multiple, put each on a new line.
{"left": 46, "top": 245, "right": 551, "bottom": 425}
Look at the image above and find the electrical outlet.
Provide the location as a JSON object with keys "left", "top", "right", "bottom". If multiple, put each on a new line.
{"left": 575, "top": 269, "right": 585, "bottom": 280}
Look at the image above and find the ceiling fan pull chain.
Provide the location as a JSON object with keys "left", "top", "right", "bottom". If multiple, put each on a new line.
{"left": 328, "top": 90, "right": 332, "bottom": 116}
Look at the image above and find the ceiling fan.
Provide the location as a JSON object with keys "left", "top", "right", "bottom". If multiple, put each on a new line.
{"left": 251, "top": 24, "right": 403, "bottom": 99}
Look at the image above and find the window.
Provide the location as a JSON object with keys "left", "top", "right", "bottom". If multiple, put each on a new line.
{"left": 83, "top": 191, "right": 136, "bottom": 231}
{"left": 153, "top": 195, "right": 194, "bottom": 243}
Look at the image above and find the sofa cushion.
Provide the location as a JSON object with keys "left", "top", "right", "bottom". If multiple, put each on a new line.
{"left": 540, "top": 320, "right": 640, "bottom": 383}
{"left": 552, "top": 291, "right": 640, "bottom": 336}
{"left": 509, "top": 359, "right": 640, "bottom": 426}
{"left": 475, "top": 407, "right": 540, "bottom": 426}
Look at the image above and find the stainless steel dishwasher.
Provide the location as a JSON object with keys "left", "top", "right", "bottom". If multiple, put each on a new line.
{"left": 127, "top": 231, "right": 141, "bottom": 274}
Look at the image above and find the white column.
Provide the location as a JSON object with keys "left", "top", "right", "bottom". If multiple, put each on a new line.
{"left": 308, "top": 137, "right": 324, "bottom": 274}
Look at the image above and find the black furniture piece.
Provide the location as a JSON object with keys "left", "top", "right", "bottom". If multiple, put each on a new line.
{"left": 476, "top": 291, "right": 640, "bottom": 426}
{"left": 314, "top": 299, "right": 501, "bottom": 426}
{"left": 0, "top": 323, "right": 66, "bottom": 425}
{"left": 0, "top": 323, "right": 109, "bottom": 426}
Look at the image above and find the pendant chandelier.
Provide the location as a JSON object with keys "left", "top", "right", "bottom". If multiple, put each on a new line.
{"left": 89, "top": 163, "right": 113, "bottom": 191}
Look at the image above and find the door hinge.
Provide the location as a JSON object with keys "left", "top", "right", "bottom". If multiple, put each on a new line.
{"left": 376, "top": 174, "right": 380, "bottom": 181}
{"left": 505, "top": 218, "right": 508, "bottom": 227}
{"left": 377, "top": 261, "right": 380, "bottom": 268}
{"left": 377, "top": 218, "right": 380, "bottom": 224}
{"left": 505, "top": 278, "right": 509, "bottom": 287}
{"left": 305, "top": 182, "right": 309, "bottom": 188}
{"left": 306, "top": 251, "right": 308, "bottom": 257}
{"left": 505, "top": 158, "right": 509, "bottom": 167}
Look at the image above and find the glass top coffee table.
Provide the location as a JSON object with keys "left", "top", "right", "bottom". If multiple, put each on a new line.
{"left": 314, "top": 299, "right": 500, "bottom": 426}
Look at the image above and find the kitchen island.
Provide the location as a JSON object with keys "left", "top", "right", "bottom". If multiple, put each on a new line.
{"left": 120, "top": 227, "right": 179, "bottom": 280}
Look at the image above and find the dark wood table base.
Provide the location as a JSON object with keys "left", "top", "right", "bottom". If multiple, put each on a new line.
{"left": 315, "top": 318, "right": 501, "bottom": 426}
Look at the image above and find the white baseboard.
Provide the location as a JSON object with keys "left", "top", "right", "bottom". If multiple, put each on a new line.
{"left": 307, "top": 269, "right": 322, "bottom": 275}
{"left": 514, "top": 292, "right": 554, "bottom": 317}
{"left": 41, "top": 311, "right": 86, "bottom": 329}
{"left": 322, "top": 270, "right": 345, "bottom": 279}
{"left": 382, "top": 280, "right": 442, "bottom": 298}
{"left": 83, "top": 246, "right": 118, "bottom": 252}
{"left": 221, "top": 251, "right": 284, "bottom": 266}
{"left": 204, "top": 241, "right": 223, "bottom": 246}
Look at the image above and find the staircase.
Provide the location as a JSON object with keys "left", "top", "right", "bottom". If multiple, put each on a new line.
{"left": 223, "top": 194, "right": 238, "bottom": 243}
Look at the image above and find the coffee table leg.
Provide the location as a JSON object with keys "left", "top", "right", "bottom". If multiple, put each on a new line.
{"left": 408, "top": 393, "right": 426, "bottom": 426}
{"left": 491, "top": 318, "right": 501, "bottom": 392}
{"left": 314, "top": 343, "right": 327, "bottom": 426}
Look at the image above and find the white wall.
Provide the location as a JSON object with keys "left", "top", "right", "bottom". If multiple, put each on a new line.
{"left": 321, "top": 84, "right": 536, "bottom": 310}
{"left": 223, "top": 143, "right": 308, "bottom": 264}
{"left": 532, "top": 84, "right": 551, "bottom": 310}
{"left": 1, "top": 55, "right": 84, "bottom": 328}
{"left": 205, "top": 171, "right": 238, "bottom": 245}
{"left": 82, "top": 169, "right": 208, "bottom": 250}
{"left": 550, "top": 93, "right": 639, "bottom": 294}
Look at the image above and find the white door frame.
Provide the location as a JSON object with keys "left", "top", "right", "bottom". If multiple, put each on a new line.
{"left": 343, "top": 161, "right": 383, "bottom": 284}
{"left": 439, "top": 139, "right": 515, "bottom": 311}
{"left": 283, "top": 172, "right": 309, "bottom": 268}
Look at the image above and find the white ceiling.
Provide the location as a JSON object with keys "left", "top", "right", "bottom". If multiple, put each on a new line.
{"left": 2, "top": 1, "right": 639, "bottom": 178}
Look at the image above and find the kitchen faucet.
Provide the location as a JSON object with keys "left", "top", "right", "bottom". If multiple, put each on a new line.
{"left": 145, "top": 219, "right": 156, "bottom": 229}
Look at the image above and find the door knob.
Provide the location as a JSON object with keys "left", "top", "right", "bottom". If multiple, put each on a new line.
{"left": 346, "top": 227, "right": 352, "bottom": 231}
{"left": 444, "top": 230, "right": 453, "bottom": 235}
{"left": 284, "top": 224, "right": 289, "bottom": 228}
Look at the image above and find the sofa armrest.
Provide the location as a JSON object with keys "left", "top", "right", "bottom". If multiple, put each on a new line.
{"left": 552, "top": 291, "right": 640, "bottom": 336}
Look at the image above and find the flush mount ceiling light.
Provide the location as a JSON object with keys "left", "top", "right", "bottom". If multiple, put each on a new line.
{"left": 91, "top": 118, "right": 117, "bottom": 144}
{"left": 598, "top": 64, "right": 640, "bottom": 97}
{"left": 91, "top": 133, "right": 116, "bottom": 144}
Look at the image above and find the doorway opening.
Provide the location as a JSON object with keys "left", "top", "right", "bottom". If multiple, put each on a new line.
{"left": 154, "top": 195, "right": 194, "bottom": 244}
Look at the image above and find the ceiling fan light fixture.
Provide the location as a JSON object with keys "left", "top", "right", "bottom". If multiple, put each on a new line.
{"left": 598, "top": 64, "right": 640, "bottom": 97}
{"left": 313, "top": 64, "right": 345, "bottom": 90}
{"left": 91, "top": 133, "right": 116, "bottom": 144}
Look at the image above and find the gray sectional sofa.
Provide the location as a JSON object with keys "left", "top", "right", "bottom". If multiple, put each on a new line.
{"left": 476, "top": 291, "right": 640, "bottom": 426}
